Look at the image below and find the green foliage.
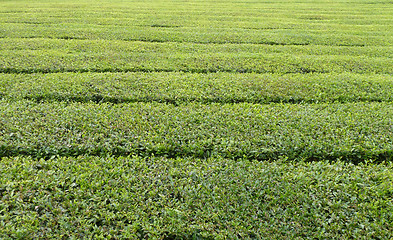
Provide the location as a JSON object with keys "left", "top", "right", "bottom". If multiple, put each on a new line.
{"left": 1, "top": 156, "right": 392, "bottom": 239}
{"left": 0, "top": 39, "right": 392, "bottom": 74}
{"left": 1, "top": 72, "right": 393, "bottom": 104}
{"left": 1, "top": 0, "right": 393, "bottom": 238}
{"left": 1, "top": 100, "right": 393, "bottom": 163}
{"left": 1, "top": 0, "right": 393, "bottom": 46}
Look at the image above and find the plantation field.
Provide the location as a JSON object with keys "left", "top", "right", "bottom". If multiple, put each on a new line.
{"left": 1, "top": 0, "right": 393, "bottom": 239}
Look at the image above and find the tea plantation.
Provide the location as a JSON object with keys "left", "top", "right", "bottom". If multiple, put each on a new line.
{"left": 0, "top": 0, "right": 392, "bottom": 239}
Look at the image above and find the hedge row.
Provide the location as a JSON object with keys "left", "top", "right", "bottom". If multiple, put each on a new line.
{"left": 3, "top": 24, "right": 393, "bottom": 46}
{"left": 1, "top": 48, "right": 392, "bottom": 74}
{"left": 1, "top": 156, "right": 392, "bottom": 239}
{"left": 1, "top": 100, "right": 393, "bottom": 162}
{"left": 3, "top": 16, "right": 392, "bottom": 33}
{"left": 1, "top": 72, "right": 393, "bottom": 104}
{"left": 2, "top": 39, "right": 393, "bottom": 58}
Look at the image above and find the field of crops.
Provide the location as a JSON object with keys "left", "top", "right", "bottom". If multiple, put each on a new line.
{"left": 1, "top": 0, "right": 393, "bottom": 239}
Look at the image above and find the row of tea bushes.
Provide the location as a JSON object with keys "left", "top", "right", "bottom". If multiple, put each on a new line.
{"left": 1, "top": 48, "right": 392, "bottom": 74}
{"left": 1, "top": 23, "right": 393, "bottom": 46}
{"left": 1, "top": 156, "right": 392, "bottom": 239}
{"left": 1, "top": 100, "right": 393, "bottom": 162}
{"left": 1, "top": 72, "right": 393, "bottom": 104}
{"left": 2, "top": 39, "right": 393, "bottom": 58}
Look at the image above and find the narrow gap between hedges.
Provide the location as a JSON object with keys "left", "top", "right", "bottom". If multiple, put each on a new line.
{"left": 1, "top": 145, "right": 392, "bottom": 165}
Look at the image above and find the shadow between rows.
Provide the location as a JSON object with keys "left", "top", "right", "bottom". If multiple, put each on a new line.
{"left": 1, "top": 144, "right": 392, "bottom": 165}
{"left": 15, "top": 93, "right": 388, "bottom": 105}
{"left": 0, "top": 67, "right": 322, "bottom": 75}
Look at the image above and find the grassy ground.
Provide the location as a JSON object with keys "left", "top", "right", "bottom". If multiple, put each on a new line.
{"left": 1, "top": 0, "right": 393, "bottom": 238}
